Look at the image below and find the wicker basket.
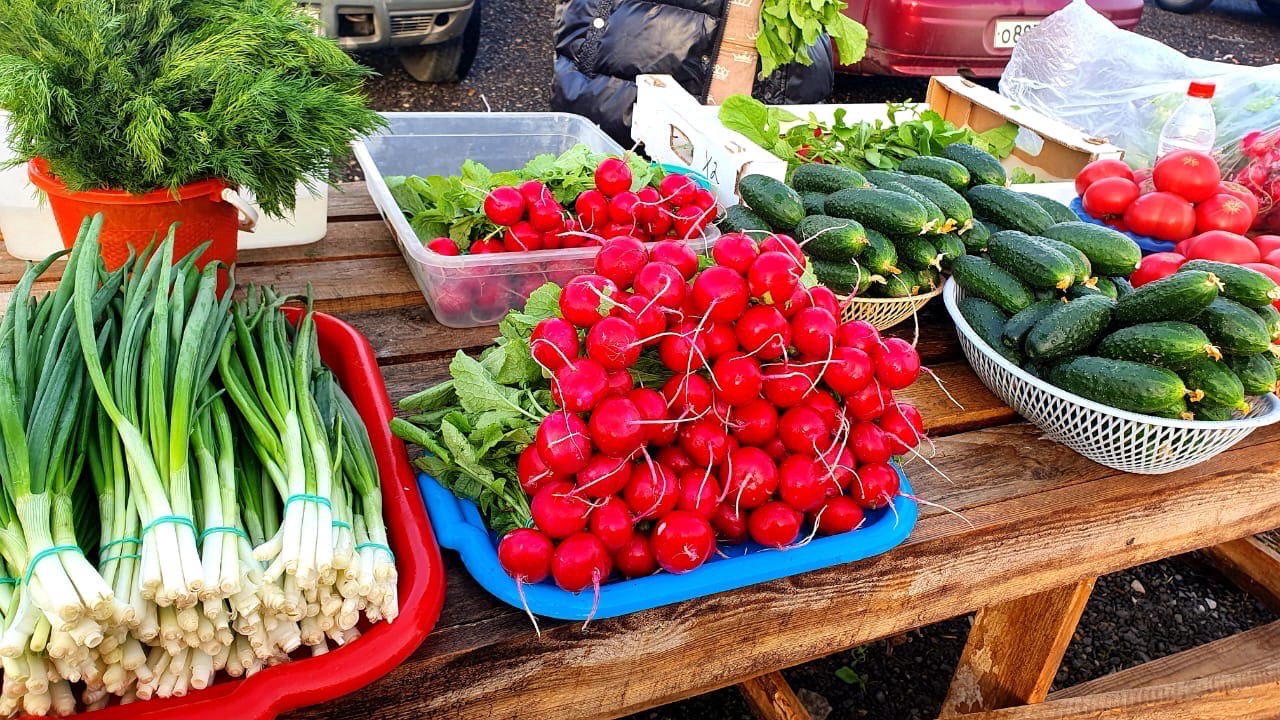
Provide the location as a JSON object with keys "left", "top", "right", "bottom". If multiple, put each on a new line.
{"left": 840, "top": 284, "right": 943, "bottom": 330}
{"left": 942, "top": 278, "right": 1280, "bottom": 474}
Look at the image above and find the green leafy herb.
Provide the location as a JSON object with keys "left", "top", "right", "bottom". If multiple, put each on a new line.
{"left": 757, "top": 0, "right": 867, "bottom": 78}
{"left": 1009, "top": 168, "right": 1039, "bottom": 184}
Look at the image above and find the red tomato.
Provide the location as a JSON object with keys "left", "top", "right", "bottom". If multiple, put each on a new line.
{"left": 1123, "top": 192, "right": 1196, "bottom": 242}
{"left": 1129, "top": 252, "right": 1188, "bottom": 287}
{"left": 1266, "top": 248, "right": 1280, "bottom": 267}
{"left": 1174, "top": 238, "right": 1194, "bottom": 256}
{"left": 1194, "top": 194, "right": 1256, "bottom": 235}
{"left": 1253, "top": 235, "right": 1280, "bottom": 257}
{"left": 1152, "top": 150, "right": 1222, "bottom": 203}
{"left": 1074, "top": 159, "right": 1134, "bottom": 196}
{"left": 1184, "top": 230, "right": 1262, "bottom": 264}
{"left": 1133, "top": 168, "right": 1156, "bottom": 194}
{"left": 1081, "top": 177, "right": 1140, "bottom": 218}
{"left": 1218, "top": 181, "right": 1261, "bottom": 218}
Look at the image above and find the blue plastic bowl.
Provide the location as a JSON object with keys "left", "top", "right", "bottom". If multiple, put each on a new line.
{"left": 654, "top": 163, "right": 714, "bottom": 191}
{"left": 418, "top": 467, "right": 918, "bottom": 620}
{"left": 1069, "top": 198, "right": 1177, "bottom": 255}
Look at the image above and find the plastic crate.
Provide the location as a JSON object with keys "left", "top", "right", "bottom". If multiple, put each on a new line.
{"left": 74, "top": 310, "right": 446, "bottom": 720}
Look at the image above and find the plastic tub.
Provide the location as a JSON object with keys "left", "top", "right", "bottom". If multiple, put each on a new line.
{"left": 237, "top": 183, "right": 329, "bottom": 250}
{"left": 353, "top": 112, "right": 717, "bottom": 328}
{"left": 419, "top": 467, "right": 918, "bottom": 621}
{"left": 72, "top": 310, "right": 445, "bottom": 720}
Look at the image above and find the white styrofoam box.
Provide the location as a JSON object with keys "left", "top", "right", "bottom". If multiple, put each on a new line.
{"left": 1010, "top": 181, "right": 1077, "bottom": 205}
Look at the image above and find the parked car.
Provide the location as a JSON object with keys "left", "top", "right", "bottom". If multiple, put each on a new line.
{"left": 838, "top": 0, "right": 1143, "bottom": 77}
{"left": 1156, "top": 0, "right": 1278, "bottom": 16}
{"left": 299, "top": 0, "right": 482, "bottom": 82}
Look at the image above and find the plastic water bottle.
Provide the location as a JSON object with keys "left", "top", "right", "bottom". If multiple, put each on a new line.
{"left": 1157, "top": 81, "right": 1217, "bottom": 158}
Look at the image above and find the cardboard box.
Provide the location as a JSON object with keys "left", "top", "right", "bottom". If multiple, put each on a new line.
{"left": 632, "top": 74, "right": 1124, "bottom": 205}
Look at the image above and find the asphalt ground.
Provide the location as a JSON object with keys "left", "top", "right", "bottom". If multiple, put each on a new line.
{"left": 348, "top": 2, "right": 1280, "bottom": 718}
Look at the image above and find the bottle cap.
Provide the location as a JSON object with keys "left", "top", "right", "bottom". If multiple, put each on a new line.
{"left": 1188, "top": 81, "right": 1216, "bottom": 99}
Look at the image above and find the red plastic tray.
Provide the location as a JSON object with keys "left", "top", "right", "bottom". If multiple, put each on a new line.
{"left": 76, "top": 309, "right": 446, "bottom": 720}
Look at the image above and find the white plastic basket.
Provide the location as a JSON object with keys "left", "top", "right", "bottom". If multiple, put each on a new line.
{"left": 841, "top": 284, "right": 943, "bottom": 331}
{"left": 942, "top": 279, "right": 1280, "bottom": 475}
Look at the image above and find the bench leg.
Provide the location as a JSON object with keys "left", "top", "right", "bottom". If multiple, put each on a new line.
{"left": 738, "top": 671, "right": 812, "bottom": 720}
{"left": 1201, "top": 536, "right": 1280, "bottom": 614}
{"left": 940, "top": 578, "right": 1095, "bottom": 717}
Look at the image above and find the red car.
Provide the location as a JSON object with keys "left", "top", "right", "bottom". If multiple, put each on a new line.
{"left": 839, "top": 0, "right": 1144, "bottom": 77}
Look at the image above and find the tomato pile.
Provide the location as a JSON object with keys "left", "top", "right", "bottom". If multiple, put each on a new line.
{"left": 1076, "top": 151, "right": 1261, "bottom": 243}
{"left": 426, "top": 158, "right": 717, "bottom": 256}
{"left": 498, "top": 231, "right": 926, "bottom": 596}
{"left": 1131, "top": 233, "right": 1280, "bottom": 309}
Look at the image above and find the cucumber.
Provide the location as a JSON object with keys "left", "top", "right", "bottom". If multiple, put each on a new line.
{"left": 1034, "top": 288, "right": 1061, "bottom": 303}
{"left": 917, "top": 267, "right": 942, "bottom": 293}
{"left": 795, "top": 215, "right": 868, "bottom": 262}
{"left": 812, "top": 258, "right": 876, "bottom": 296}
{"left": 1114, "top": 270, "right": 1221, "bottom": 325}
{"left": 965, "top": 185, "right": 1055, "bottom": 235}
{"left": 951, "top": 254, "right": 1035, "bottom": 314}
{"left": 720, "top": 204, "right": 773, "bottom": 234}
{"left": 1191, "top": 298, "right": 1273, "bottom": 356}
{"left": 1040, "top": 222, "right": 1141, "bottom": 277}
{"left": 1025, "top": 295, "right": 1116, "bottom": 360}
{"left": 790, "top": 164, "right": 868, "bottom": 194}
{"left": 939, "top": 143, "right": 1007, "bottom": 187}
{"left": 739, "top": 174, "right": 805, "bottom": 230}
{"left": 1025, "top": 193, "right": 1080, "bottom": 225}
{"left": 883, "top": 269, "right": 922, "bottom": 298}
{"left": 959, "top": 297, "right": 1022, "bottom": 364}
{"left": 1038, "top": 237, "right": 1092, "bottom": 283}
{"left": 899, "top": 156, "right": 971, "bottom": 191}
{"left": 825, "top": 187, "right": 934, "bottom": 235}
{"left": 800, "top": 191, "right": 828, "bottom": 216}
{"left": 883, "top": 181, "right": 951, "bottom": 234}
{"left": 1179, "top": 357, "right": 1247, "bottom": 411}
{"left": 1049, "top": 356, "right": 1188, "bottom": 415}
{"left": 962, "top": 218, "right": 992, "bottom": 254}
{"left": 891, "top": 174, "right": 974, "bottom": 231}
{"left": 1095, "top": 321, "right": 1219, "bottom": 369}
{"left": 1152, "top": 397, "right": 1193, "bottom": 420}
{"left": 892, "top": 234, "right": 942, "bottom": 271}
{"left": 1002, "top": 300, "right": 1060, "bottom": 350}
{"left": 1066, "top": 284, "right": 1102, "bottom": 300}
{"left": 862, "top": 230, "right": 902, "bottom": 277}
{"left": 1068, "top": 277, "right": 1120, "bottom": 301}
{"left": 1257, "top": 304, "right": 1280, "bottom": 342}
{"left": 1226, "top": 354, "right": 1278, "bottom": 395}
{"left": 1111, "top": 277, "right": 1135, "bottom": 299}
{"left": 1092, "top": 277, "right": 1119, "bottom": 300}
{"left": 1193, "top": 402, "right": 1236, "bottom": 421}
{"left": 1179, "top": 260, "right": 1280, "bottom": 308}
{"left": 987, "top": 231, "right": 1076, "bottom": 290}
{"left": 934, "top": 234, "right": 966, "bottom": 271}
{"left": 861, "top": 169, "right": 903, "bottom": 188}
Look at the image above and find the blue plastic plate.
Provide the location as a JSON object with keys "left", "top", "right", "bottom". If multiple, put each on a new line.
{"left": 1069, "top": 198, "right": 1177, "bottom": 255}
{"left": 418, "top": 467, "right": 918, "bottom": 620}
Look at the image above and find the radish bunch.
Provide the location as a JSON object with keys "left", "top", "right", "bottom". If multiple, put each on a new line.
{"left": 497, "top": 230, "right": 928, "bottom": 601}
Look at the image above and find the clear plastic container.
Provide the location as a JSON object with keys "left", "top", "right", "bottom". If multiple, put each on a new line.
{"left": 1157, "top": 81, "right": 1217, "bottom": 158}
{"left": 353, "top": 112, "right": 716, "bottom": 328}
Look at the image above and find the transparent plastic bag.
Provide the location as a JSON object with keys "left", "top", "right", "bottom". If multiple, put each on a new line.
{"left": 999, "top": 0, "right": 1280, "bottom": 174}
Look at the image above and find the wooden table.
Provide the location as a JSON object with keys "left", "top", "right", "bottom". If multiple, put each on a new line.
{"left": 4, "top": 183, "right": 1279, "bottom": 719}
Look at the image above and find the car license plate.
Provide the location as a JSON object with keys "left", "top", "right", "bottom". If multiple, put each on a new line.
{"left": 992, "top": 18, "right": 1040, "bottom": 49}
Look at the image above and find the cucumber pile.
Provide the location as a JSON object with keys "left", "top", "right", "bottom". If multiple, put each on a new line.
{"left": 957, "top": 247, "right": 1280, "bottom": 421}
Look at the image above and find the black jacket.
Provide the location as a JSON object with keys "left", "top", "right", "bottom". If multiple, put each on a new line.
{"left": 553, "top": 0, "right": 834, "bottom": 144}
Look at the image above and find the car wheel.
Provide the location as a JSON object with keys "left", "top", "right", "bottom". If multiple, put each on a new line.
{"left": 1258, "top": 0, "right": 1280, "bottom": 16}
{"left": 1154, "top": 0, "right": 1214, "bottom": 12}
{"left": 398, "top": 0, "right": 482, "bottom": 83}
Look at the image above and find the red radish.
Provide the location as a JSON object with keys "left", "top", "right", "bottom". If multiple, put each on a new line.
{"left": 470, "top": 238, "right": 504, "bottom": 254}
{"left": 426, "top": 237, "right": 460, "bottom": 255}
{"left": 632, "top": 262, "right": 687, "bottom": 309}
{"left": 644, "top": 210, "right": 674, "bottom": 238}
{"left": 818, "top": 445, "right": 856, "bottom": 492}
{"left": 649, "top": 240, "right": 700, "bottom": 280}
{"left": 658, "top": 322, "right": 709, "bottom": 372}
{"left": 634, "top": 186, "right": 663, "bottom": 223}
{"left": 850, "top": 421, "right": 894, "bottom": 464}
{"left": 711, "top": 352, "right": 764, "bottom": 407}
{"left": 873, "top": 337, "right": 921, "bottom": 390}
{"left": 837, "top": 320, "right": 880, "bottom": 354}
{"left": 736, "top": 305, "right": 791, "bottom": 359}
{"left": 701, "top": 323, "right": 738, "bottom": 359}
{"left": 761, "top": 234, "right": 805, "bottom": 266}
{"left": 595, "top": 236, "right": 648, "bottom": 289}
{"left": 679, "top": 418, "right": 730, "bottom": 467}
{"left": 851, "top": 462, "right": 900, "bottom": 510}
{"left": 674, "top": 204, "right": 711, "bottom": 238}
{"left": 535, "top": 412, "right": 592, "bottom": 474}
{"left": 659, "top": 174, "right": 697, "bottom": 206}
{"left": 803, "top": 392, "right": 841, "bottom": 433}
{"left": 552, "top": 358, "right": 609, "bottom": 413}
{"left": 551, "top": 532, "right": 612, "bottom": 592}
{"left": 531, "top": 481, "right": 591, "bottom": 539}
{"left": 720, "top": 447, "right": 779, "bottom": 509}
{"left": 518, "top": 180, "right": 552, "bottom": 204}
{"left": 712, "top": 233, "right": 761, "bottom": 273}
{"left": 748, "top": 502, "right": 803, "bottom": 548}
{"left": 1195, "top": 194, "right": 1255, "bottom": 235}
{"left": 613, "top": 534, "right": 658, "bottom": 578}
{"left": 605, "top": 369, "right": 633, "bottom": 396}
{"left": 1130, "top": 252, "right": 1188, "bottom": 287}
{"left": 823, "top": 346, "right": 874, "bottom": 396}
{"left": 652, "top": 511, "right": 716, "bottom": 574}
{"left": 498, "top": 528, "right": 555, "bottom": 583}
{"left": 589, "top": 396, "right": 646, "bottom": 458}
{"left": 844, "top": 379, "right": 889, "bottom": 422}
{"left": 630, "top": 388, "right": 677, "bottom": 446}
{"left": 575, "top": 189, "right": 609, "bottom": 229}
{"left": 1081, "top": 177, "right": 1140, "bottom": 218}
{"left": 761, "top": 437, "right": 787, "bottom": 462}
{"left": 656, "top": 445, "right": 694, "bottom": 474}
{"left": 586, "top": 316, "right": 641, "bottom": 372}
{"left": 747, "top": 251, "right": 802, "bottom": 304}
{"left": 588, "top": 497, "right": 635, "bottom": 552}
{"left": 504, "top": 221, "right": 543, "bottom": 252}
{"left": 878, "top": 404, "right": 921, "bottom": 455}
{"left": 608, "top": 191, "right": 640, "bottom": 225}
{"left": 1153, "top": 150, "right": 1221, "bottom": 203}
{"left": 528, "top": 198, "right": 565, "bottom": 233}
{"left": 791, "top": 307, "right": 838, "bottom": 356}
{"left": 595, "top": 158, "right": 634, "bottom": 197}
{"left": 710, "top": 503, "right": 749, "bottom": 543}
{"left": 662, "top": 372, "right": 713, "bottom": 415}
{"left": 691, "top": 188, "right": 716, "bottom": 211}
{"left": 814, "top": 496, "right": 864, "bottom": 535}
{"left": 1253, "top": 235, "right": 1280, "bottom": 257}
{"left": 574, "top": 454, "right": 632, "bottom": 498}
{"left": 484, "top": 186, "right": 526, "bottom": 226}
{"left": 1184, "top": 230, "right": 1261, "bottom": 264}
{"left": 691, "top": 266, "right": 750, "bottom": 322}
{"left": 763, "top": 362, "right": 817, "bottom": 408}
{"left": 730, "top": 399, "right": 779, "bottom": 446}
{"left": 1075, "top": 158, "right": 1134, "bottom": 196}
{"left": 560, "top": 274, "right": 618, "bottom": 328}
{"left": 779, "top": 406, "right": 831, "bottom": 456}
{"left": 777, "top": 284, "right": 812, "bottom": 319}
{"left": 542, "top": 232, "right": 565, "bottom": 250}
{"left": 621, "top": 294, "right": 666, "bottom": 343}
{"left": 624, "top": 462, "right": 679, "bottom": 518}
{"left": 676, "top": 471, "right": 721, "bottom": 517}
{"left": 806, "top": 286, "right": 841, "bottom": 318}
{"left": 517, "top": 444, "right": 562, "bottom": 495}
{"left": 777, "top": 455, "right": 827, "bottom": 512}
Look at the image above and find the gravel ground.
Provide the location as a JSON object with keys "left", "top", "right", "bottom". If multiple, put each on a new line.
{"left": 348, "top": 2, "right": 1280, "bottom": 717}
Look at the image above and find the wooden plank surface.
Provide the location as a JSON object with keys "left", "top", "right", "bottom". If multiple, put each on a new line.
{"left": 738, "top": 672, "right": 812, "bottom": 720}
{"left": 1200, "top": 537, "right": 1280, "bottom": 614}
{"left": 1051, "top": 620, "right": 1280, "bottom": 700}
{"left": 941, "top": 579, "right": 1095, "bottom": 716}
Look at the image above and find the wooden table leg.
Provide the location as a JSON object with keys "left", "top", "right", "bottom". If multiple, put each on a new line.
{"left": 1201, "top": 536, "right": 1280, "bottom": 614}
{"left": 738, "top": 671, "right": 813, "bottom": 720}
{"left": 940, "top": 578, "right": 1095, "bottom": 717}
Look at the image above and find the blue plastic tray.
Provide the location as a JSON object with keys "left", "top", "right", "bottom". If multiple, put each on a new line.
{"left": 418, "top": 467, "right": 918, "bottom": 620}
{"left": 1069, "top": 198, "right": 1176, "bottom": 255}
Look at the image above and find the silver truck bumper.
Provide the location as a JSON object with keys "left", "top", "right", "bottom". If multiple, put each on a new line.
{"left": 301, "top": 0, "right": 474, "bottom": 50}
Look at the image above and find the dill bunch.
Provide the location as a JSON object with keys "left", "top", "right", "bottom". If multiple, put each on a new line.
{"left": 0, "top": 0, "right": 386, "bottom": 217}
